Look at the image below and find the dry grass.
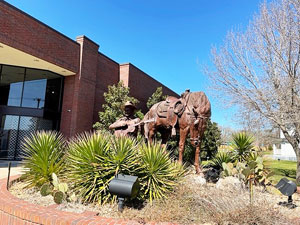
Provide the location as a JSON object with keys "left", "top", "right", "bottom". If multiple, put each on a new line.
{"left": 110, "top": 175, "right": 300, "bottom": 225}
{"left": 10, "top": 174, "right": 300, "bottom": 224}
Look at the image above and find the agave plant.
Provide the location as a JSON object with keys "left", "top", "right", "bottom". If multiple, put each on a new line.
{"left": 210, "top": 151, "right": 234, "bottom": 170}
{"left": 138, "top": 142, "right": 186, "bottom": 203}
{"left": 101, "top": 135, "right": 140, "bottom": 176}
{"left": 66, "top": 132, "right": 111, "bottom": 203}
{"left": 230, "top": 132, "right": 254, "bottom": 162}
{"left": 22, "top": 131, "right": 66, "bottom": 187}
{"left": 66, "top": 132, "right": 140, "bottom": 203}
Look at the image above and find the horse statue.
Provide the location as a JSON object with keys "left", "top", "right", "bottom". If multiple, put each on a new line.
{"left": 143, "top": 90, "right": 211, "bottom": 174}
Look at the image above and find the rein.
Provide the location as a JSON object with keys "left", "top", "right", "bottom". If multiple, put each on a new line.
{"left": 183, "top": 92, "right": 209, "bottom": 121}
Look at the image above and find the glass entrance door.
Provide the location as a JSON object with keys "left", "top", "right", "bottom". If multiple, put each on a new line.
{"left": 0, "top": 64, "right": 64, "bottom": 160}
{"left": 0, "top": 115, "right": 54, "bottom": 160}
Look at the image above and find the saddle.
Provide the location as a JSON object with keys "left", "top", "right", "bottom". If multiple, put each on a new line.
{"left": 156, "top": 96, "right": 185, "bottom": 136}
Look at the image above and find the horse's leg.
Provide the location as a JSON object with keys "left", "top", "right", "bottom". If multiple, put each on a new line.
{"left": 195, "top": 123, "right": 206, "bottom": 176}
{"left": 178, "top": 127, "right": 189, "bottom": 163}
{"left": 161, "top": 129, "right": 170, "bottom": 147}
{"left": 194, "top": 145, "right": 204, "bottom": 176}
{"left": 148, "top": 126, "right": 156, "bottom": 144}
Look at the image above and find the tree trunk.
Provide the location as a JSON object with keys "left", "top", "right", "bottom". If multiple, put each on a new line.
{"left": 296, "top": 153, "right": 300, "bottom": 186}
{"left": 281, "top": 129, "right": 300, "bottom": 185}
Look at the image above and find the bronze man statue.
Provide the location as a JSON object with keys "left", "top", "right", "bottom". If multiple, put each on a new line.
{"left": 109, "top": 101, "right": 140, "bottom": 137}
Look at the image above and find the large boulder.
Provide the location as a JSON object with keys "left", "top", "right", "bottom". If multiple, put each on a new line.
{"left": 216, "top": 176, "right": 244, "bottom": 191}
{"left": 193, "top": 176, "right": 207, "bottom": 186}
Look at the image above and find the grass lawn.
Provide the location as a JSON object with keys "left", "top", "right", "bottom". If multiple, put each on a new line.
{"left": 264, "top": 158, "right": 296, "bottom": 184}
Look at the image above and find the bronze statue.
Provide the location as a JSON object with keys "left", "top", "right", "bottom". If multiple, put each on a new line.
{"left": 143, "top": 90, "right": 211, "bottom": 175}
{"left": 109, "top": 101, "right": 141, "bottom": 137}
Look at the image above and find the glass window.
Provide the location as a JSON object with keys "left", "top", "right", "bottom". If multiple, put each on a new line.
{"left": 22, "top": 69, "right": 47, "bottom": 109}
{"left": 22, "top": 69, "right": 63, "bottom": 111}
{"left": 0, "top": 115, "right": 55, "bottom": 160}
{"left": 44, "top": 75, "right": 63, "bottom": 112}
{"left": 0, "top": 65, "right": 25, "bottom": 106}
{"left": 0, "top": 65, "right": 63, "bottom": 112}
{"left": 0, "top": 115, "right": 19, "bottom": 159}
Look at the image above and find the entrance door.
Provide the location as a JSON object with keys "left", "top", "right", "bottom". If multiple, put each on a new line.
{"left": 0, "top": 115, "right": 53, "bottom": 160}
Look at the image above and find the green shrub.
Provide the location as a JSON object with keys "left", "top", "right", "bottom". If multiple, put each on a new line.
{"left": 67, "top": 132, "right": 140, "bottom": 203}
{"left": 62, "top": 132, "right": 186, "bottom": 204}
{"left": 247, "top": 150, "right": 259, "bottom": 162}
{"left": 21, "top": 131, "right": 65, "bottom": 187}
{"left": 66, "top": 132, "right": 112, "bottom": 203}
{"left": 230, "top": 132, "right": 254, "bottom": 162}
{"left": 138, "top": 142, "right": 186, "bottom": 203}
{"left": 210, "top": 151, "right": 234, "bottom": 170}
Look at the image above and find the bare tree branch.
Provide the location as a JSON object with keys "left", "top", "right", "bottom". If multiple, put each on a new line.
{"left": 206, "top": 0, "right": 300, "bottom": 184}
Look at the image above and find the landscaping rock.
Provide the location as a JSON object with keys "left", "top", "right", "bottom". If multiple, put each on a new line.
{"left": 194, "top": 176, "right": 207, "bottom": 185}
{"left": 216, "top": 176, "right": 244, "bottom": 191}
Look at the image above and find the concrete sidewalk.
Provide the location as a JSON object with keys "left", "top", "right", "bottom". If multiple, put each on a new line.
{"left": 0, "top": 162, "right": 23, "bottom": 179}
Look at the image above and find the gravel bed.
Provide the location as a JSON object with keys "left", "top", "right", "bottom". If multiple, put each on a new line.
{"left": 9, "top": 175, "right": 300, "bottom": 224}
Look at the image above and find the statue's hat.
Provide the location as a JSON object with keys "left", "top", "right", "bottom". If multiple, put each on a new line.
{"left": 123, "top": 101, "right": 136, "bottom": 110}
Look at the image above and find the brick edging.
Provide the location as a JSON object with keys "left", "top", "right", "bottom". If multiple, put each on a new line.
{"left": 0, "top": 175, "right": 174, "bottom": 225}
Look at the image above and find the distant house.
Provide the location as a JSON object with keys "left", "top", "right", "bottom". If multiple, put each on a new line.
{"left": 273, "top": 129, "right": 297, "bottom": 161}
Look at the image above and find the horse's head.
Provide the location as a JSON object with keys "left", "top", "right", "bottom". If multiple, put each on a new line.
{"left": 188, "top": 98, "right": 211, "bottom": 147}
{"left": 189, "top": 106, "right": 206, "bottom": 146}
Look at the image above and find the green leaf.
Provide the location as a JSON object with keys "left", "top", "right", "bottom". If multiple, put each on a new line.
{"left": 242, "top": 168, "right": 251, "bottom": 177}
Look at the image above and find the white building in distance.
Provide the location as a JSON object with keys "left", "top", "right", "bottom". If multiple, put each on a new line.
{"left": 273, "top": 129, "right": 296, "bottom": 161}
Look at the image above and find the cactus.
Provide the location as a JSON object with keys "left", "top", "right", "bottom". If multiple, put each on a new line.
{"left": 50, "top": 173, "right": 71, "bottom": 204}
{"left": 58, "top": 183, "right": 68, "bottom": 193}
{"left": 52, "top": 173, "right": 59, "bottom": 189}
{"left": 40, "top": 183, "right": 52, "bottom": 196}
{"left": 221, "top": 162, "right": 238, "bottom": 177}
{"left": 53, "top": 191, "right": 64, "bottom": 204}
{"left": 52, "top": 173, "right": 68, "bottom": 193}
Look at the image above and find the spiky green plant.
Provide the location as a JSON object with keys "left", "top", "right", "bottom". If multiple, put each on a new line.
{"left": 102, "top": 135, "right": 140, "bottom": 175}
{"left": 66, "top": 132, "right": 111, "bottom": 203}
{"left": 138, "top": 142, "right": 186, "bottom": 203}
{"left": 230, "top": 132, "right": 254, "bottom": 162}
{"left": 66, "top": 132, "right": 139, "bottom": 203}
{"left": 247, "top": 150, "right": 259, "bottom": 162}
{"left": 210, "top": 151, "right": 234, "bottom": 170}
{"left": 22, "top": 131, "right": 65, "bottom": 187}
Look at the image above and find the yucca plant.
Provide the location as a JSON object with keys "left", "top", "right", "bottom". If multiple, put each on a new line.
{"left": 66, "top": 132, "right": 139, "bottom": 203}
{"left": 138, "top": 142, "right": 186, "bottom": 204}
{"left": 100, "top": 135, "right": 140, "bottom": 176}
{"left": 247, "top": 150, "right": 259, "bottom": 162}
{"left": 66, "top": 132, "right": 111, "bottom": 203}
{"left": 230, "top": 132, "right": 254, "bottom": 162}
{"left": 22, "top": 131, "right": 65, "bottom": 187}
{"left": 210, "top": 151, "right": 234, "bottom": 170}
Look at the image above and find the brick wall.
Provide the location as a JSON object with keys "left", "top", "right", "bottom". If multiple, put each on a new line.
{"left": 93, "top": 53, "right": 120, "bottom": 124}
{"left": 0, "top": 1, "right": 79, "bottom": 73}
{"left": 59, "top": 75, "right": 75, "bottom": 137}
{"left": 120, "top": 63, "right": 179, "bottom": 113}
{"left": 0, "top": 1, "right": 179, "bottom": 138}
{"left": 60, "top": 36, "right": 99, "bottom": 137}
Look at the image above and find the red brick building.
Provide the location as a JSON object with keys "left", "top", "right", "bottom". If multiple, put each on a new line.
{"left": 0, "top": 1, "right": 178, "bottom": 159}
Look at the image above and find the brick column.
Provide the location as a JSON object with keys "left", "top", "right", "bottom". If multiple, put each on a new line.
{"left": 60, "top": 36, "right": 99, "bottom": 137}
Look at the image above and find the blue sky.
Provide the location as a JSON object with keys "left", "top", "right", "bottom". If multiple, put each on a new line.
{"left": 5, "top": 0, "right": 263, "bottom": 128}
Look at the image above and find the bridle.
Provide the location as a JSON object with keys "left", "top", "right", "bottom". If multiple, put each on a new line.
{"left": 182, "top": 92, "right": 209, "bottom": 146}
